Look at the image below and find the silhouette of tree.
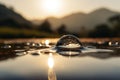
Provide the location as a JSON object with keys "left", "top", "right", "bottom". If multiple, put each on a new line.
{"left": 89, "top": 24, "right": 111, "bottom": 38}
{"left": 108, "top": 15, "right": 120, "bottom": 37}
{"left": 109, "top": 15, "right": 120, "bottom": 24}
{"left": 57, "top": 24, "right": 67, "bottom": 35}
{"left": 79, "top": 26, "right": 88, "bottom": 37}
{"left": 38, "top": 20, "right": 53, "bottom": 33}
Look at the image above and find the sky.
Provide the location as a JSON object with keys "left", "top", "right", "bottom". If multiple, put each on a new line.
{"left": 0, "top": 0, "right": 120, "bottom": 20}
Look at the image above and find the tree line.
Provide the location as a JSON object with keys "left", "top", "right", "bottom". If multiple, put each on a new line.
{"left": 38, "top": 15, "right": 120, "bottom": 38}
{"left": 0, "top": 14, "right": 120, "bottom": 38}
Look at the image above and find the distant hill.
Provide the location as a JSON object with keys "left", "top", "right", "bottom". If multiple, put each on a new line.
{"left": 34, "top": 8, "right": 120, "bottom": 33}
{"left": 0, "top": 4, "right": 32, "bottom": 29}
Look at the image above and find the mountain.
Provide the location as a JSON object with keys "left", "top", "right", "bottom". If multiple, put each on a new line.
{"left": 0, "top": 4, "right": 32, "bottom": 29}
{"left": 42, "top": 8, "right": 120, "bottom": 33}
{"left": 47, "top": 17, "right": 62, "bottom": 30}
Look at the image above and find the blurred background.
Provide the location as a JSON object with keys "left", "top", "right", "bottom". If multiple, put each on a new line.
{"left": 0, "top": 0, "right": 120, "bottom": 38}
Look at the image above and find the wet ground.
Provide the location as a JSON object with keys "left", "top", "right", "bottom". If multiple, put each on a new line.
{"left": 0, "top": 38, "right": 120, "bottom": 80}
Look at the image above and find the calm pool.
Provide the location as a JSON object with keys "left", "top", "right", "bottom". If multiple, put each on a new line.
{"left": 0, "top": 39, "right": 120, "bottom": 80}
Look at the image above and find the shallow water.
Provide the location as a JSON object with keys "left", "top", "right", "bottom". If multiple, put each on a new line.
{"left": 0, "top": 39, "right": 120, "bottom": 80}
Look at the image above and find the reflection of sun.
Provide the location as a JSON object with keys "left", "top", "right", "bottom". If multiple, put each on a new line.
{"left": 48, "top": 53, "right": 54, "bottom": 68}
{"left": 41, "top": 0, "right": 63, "bottom": 13}
{"left": 48, "top": 53, "right": 57, "bottom": 80}
{"left": 45, "top": 40, "right": 50, "bottom": 46}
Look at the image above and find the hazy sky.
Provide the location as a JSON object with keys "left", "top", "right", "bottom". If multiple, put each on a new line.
{"left": 0, "top": 0, "right": 120, "bottom": 20}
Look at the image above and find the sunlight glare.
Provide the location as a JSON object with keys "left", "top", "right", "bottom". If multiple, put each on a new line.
{"left": 41, "top": 0, "right": 63, "bottom": 13}
{"left": 45, "top": 40, "right": 50, "bottom": 46}
{"left": 48, "top": 53, "right": 54, "bottom": 68}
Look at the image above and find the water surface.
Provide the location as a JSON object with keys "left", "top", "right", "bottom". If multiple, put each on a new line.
{"left": 0, "top": 39, "right": 120, "bottom": 80}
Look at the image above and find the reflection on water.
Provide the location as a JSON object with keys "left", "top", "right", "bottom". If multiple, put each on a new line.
{"left": 0, "top": 39, "right": 120, "bottom": 80}
{"left": 48, "top": 53, "right": 57, "bottom": 80}
{"left": 45, "top": 40, "right": 50, "bottom": 47}
{"left": 57, "top": 51, "right": 80, "bottom": 57}
{"left": 48, "top": 53, "right": 54, "bottom": 68}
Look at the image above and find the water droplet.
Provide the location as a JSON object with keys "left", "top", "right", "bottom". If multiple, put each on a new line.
{"left": 55, "top": 35, "right": 81, "bottom": 56}
{"left": 56, "top": 35, "right": 82, "bottom": 51}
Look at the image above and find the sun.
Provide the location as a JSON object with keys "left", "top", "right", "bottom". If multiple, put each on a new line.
{"left": 41, "top": 0, "right": 62, "bottom": 13}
